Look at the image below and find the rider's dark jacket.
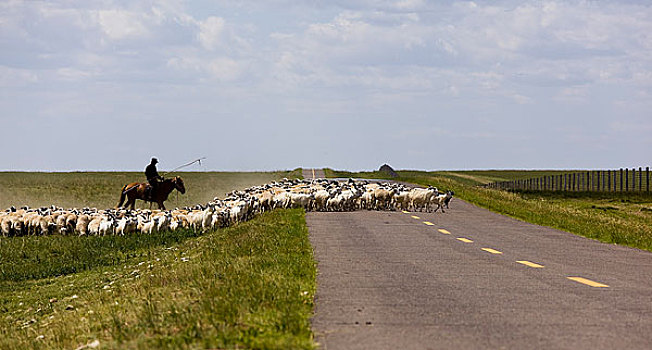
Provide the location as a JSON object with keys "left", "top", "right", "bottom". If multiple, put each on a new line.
{"left": 145, "top": 164, "right": 160, "bottom": 184}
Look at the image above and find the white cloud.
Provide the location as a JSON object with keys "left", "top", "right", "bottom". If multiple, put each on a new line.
{"left": 0, "top": 65, "right": 38, "bottom": 86}
{"left": 97, "top": 9, "right": 149, "bottom": 40}
{"left": 198, "top": 16, "right": 226, "bottom": 50}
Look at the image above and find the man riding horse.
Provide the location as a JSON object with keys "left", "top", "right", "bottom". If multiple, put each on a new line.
{"left": 145, "top": 157, "right": 162, "bottom": 201}
{"left": 117, "top": 157, "right": 187, "bottom": 210}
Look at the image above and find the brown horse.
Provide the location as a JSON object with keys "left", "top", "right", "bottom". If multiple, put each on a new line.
{"left": 117, "top": 176, "right": 186, "bottom": 210}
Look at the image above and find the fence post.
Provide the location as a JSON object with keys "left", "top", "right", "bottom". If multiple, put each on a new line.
{"left": 573, "top": 173, "right": 577, "bottom": 191}
{"left": 633, "top": 168, "right": 637, "bottom": 192}
{"left": 597, "top": 170, "right": 601, "bottom": 191}
{"left": 639, "top": 167, "right": 643, "bottom": 192}
{"left": 602, "top": 171, "right": 606, "bottom": 192}
{"left": 647, "top": 167, "right": 650, "bottom": 192}
{"left": 585, "top": 171, "right": 589, "bottom": 191}
{"left": 626, "top": 168, "right": 629, "bottom": 191}
{"left": 620, "top": 168, "right": 624, "bottom": 192}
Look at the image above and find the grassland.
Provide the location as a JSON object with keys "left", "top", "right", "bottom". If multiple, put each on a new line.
{"left": 0, "top": 170, "right": 316, "bottom": 349}
{"left": 326, "top": 169, "right": 652, "bottom": 252}
{"left": 0, "top": 170, "right": 302, "bottom": 210}
{"left": 0, "top": 209, "right": 315, "bottom": 349}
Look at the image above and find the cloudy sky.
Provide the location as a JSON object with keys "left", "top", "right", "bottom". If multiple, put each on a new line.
{"left": 1, "top": 0, "right": 651, "bottom": 171}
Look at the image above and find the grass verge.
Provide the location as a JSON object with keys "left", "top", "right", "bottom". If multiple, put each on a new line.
{"left": 326, "top": 169, "right": 652, "bottom": 252}
{"left": 0, "top": 208, "right": 316, "bottom": 349}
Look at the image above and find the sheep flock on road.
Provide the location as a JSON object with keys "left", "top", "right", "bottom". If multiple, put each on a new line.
{"left": 1, "top": 178, "right": 453, "bottom": 237}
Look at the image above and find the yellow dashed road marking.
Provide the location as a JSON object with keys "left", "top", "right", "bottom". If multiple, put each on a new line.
{"left": 423, "top": 221, "right": 435, "bottom": 226}
{"left": 438, "top": 229, "right": 451, "bottom": 235}
{"left": 456, "top": 237, "right": 473, "bottom": 243}
{"left": 411, "top": 215, "right": 421, "bottom": 219}
{"left": 481, "top": 248, "right": 503, "bottom": 254}
{"left": 402, "top": 210, "right": 410, "bottom": 214}
{"left": 516, "top": 260, "right": 544, "bottom": 268}
{"left": 567, "top": 277, "right": 609, "bottom": 288}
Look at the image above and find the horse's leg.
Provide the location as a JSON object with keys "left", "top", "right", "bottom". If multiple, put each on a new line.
{"left": 158, "top": 201, "right": 166, "bottom": 210}
{"left": 127, "top": 194, "right": 136, "bottom": 211}
{"left": 117, "top": 186, "right": 126, "bottom": 208}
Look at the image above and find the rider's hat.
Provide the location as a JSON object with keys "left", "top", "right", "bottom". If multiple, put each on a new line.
{"left": 151, "top": 157, "right": 158, "bottom": 164}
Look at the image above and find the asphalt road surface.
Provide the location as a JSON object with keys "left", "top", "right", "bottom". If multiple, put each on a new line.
{"left": 307, "top": 184, "right": 652, "bottom": 349}
{"left": 303, "top": 168, "right": 326, "bottom": 180}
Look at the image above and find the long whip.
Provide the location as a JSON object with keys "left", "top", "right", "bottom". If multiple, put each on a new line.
{"left": 162, "top": 157, "right": 206, "bottom": 177}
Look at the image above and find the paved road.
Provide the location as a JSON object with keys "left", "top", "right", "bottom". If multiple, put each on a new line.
{"left": 302, "top": 168, "right": 326, "bottom": 180}
{"left": 307, "top": 192, "right": 652, "bottom": 349}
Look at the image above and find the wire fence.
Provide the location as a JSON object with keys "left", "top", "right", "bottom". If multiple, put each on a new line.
{"left": 486, "top": 167, "right": 651, "bottom": 192}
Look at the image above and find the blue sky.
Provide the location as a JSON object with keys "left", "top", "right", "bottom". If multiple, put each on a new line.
{"left": 1, "top": 0, "right": 651, "bottom": 171}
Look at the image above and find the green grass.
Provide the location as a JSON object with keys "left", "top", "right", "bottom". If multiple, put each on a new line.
{"left": 0, "top": 208, "right": 316, "bottom": 349}
{"left": 0, "top": 228, "right": 203, "bottom": 282}
{"left": 326, "top": 169, "right": 652, "bottom": 252}
{"left": 0, "top": 170, "right": 302, "bottom": 210}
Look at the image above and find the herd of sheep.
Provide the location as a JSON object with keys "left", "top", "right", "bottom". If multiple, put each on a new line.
{"left": 0, "top": 178, "right": 453, "bottom": 237}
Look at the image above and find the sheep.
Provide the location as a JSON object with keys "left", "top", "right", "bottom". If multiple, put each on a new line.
{"left": 76, "top": 214, "right": 91, "bottom": 236}
{"left": 359, "top": 190, "right": 375, "bottom": 210}
{"left": 200, "top": 205, "right": 215, "bottom": 232}
{"left": 313, "top": 189, "right": 331, "bottom": 211}
{"left": 289, "top": 192, "right": 313, "bottom": 210}
{"left": 392, "top": 190, "right": 411, "bottom": 211}
{"left": 98, "top": 216, "right": 115, "bottom": 236}
{"left": 409, "top": 187, "right": 438, "bottom": 212}
{"left": 139, "top": 218, "right": 157, "bottom": 234}
{"left": 373, "top": 188, "right": 396, "bottom": 211}
{"left": 55, "top": 214, "right": 69, "bottom": 235}
{"left": 433, "top": 190, "right": 455, "bottom": 213}
{"left": 87, "top": 217, "right": 101, "bottom": 236}
{"left": 0, "top": 178, "right": 456, "bottom": 240}
{"left": 187, "top": 210, "right": 203, "bottom": 231}
{"left": 154, "top": 213, "right": 171, "bottom": 232}
{"left": 443, "top": 190, "right": 455, "bottom": 209}
{"left": 272, "top": 191, "right": 292, "bottom": 209}
{"left": 64, "top": 213, "right": 77, "bottom": 234}
{"left": 255, "top": 190, "right": 274, "bottom": 212}
{"left": 116, "top": 217, "right": 137, "bottom": 236}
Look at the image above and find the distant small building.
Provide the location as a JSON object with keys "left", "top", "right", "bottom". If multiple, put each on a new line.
{"left": 379, "top": 164, "right": 398, "bottom": 178}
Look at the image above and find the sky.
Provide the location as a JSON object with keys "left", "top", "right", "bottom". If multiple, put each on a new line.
{"left": 1, "top": 0, "right": 651, "bottom": 172}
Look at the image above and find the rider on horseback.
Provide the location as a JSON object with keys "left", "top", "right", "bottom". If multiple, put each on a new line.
{"left": 145, "top": 157, "right": 162, "bottom": 201}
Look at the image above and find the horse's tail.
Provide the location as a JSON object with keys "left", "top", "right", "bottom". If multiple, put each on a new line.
{"left": 117, "top": 184, "right": 129, "bottom": 208}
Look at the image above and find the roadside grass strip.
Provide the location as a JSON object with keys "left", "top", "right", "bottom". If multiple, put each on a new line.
{"left": 567, "top": 277, "right": 609, "bottom": 288}
{"left": 481, "top": 248, "right": 503, "bottom": 254}
{"left": 0, "top": 209, "right": 316, "bottom": 350}
{"left": 516, "top": 260, "right": 544, "bottom": 268}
